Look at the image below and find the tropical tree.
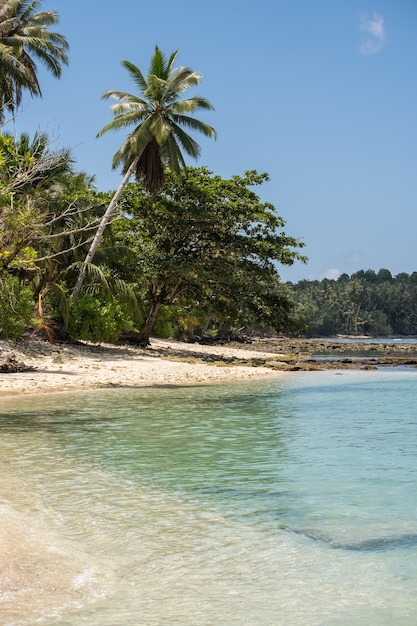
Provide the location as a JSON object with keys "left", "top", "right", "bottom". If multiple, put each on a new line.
{"left": 0, "top": 130, "right": 73, "bottom": 271}
{"left": 72, "top": 46, "right": 216, "bottom": 296}
{"left": 0, "top": 0, "right": 69, "bottom": 120}
{"left": 112, "top": 168, "right": 306, "bottom": 344}
{"left": 0, "top": 128, "right": 143, "bottom": 341}
{"left": 291, "top": 269, "right": 417, "bottom": 336}
{"left": 0, "top": 130, "right": 70, "bottom": 201}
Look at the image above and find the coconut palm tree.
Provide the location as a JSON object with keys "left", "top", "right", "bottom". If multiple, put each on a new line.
{"left": 71, "top": 46, "right": 216, "bottom": 296}
{"left": 0, "top": 0, "right": 69, "bottom": 120}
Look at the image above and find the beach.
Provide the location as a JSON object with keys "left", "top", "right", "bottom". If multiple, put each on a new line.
{"left": 0, "top": 337, "right": 288, "bottom": 399}
{"left": 2, "top": 335, "right": 417, "bottom": 399}
{"left": 1, "top": 337, "right": 417, "bottom": 624}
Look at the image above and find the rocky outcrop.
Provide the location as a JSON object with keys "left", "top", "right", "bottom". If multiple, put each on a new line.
{"left": 246, "top": 337, "right": 417, "bottom": 356}
{"left": 231, "top": 338, "right": 417, "bottom": 370}
{"left": 0, "top": 350, "right": 37, "bottom": 373}
{"left": 1, "top": 336, "right": 417, "bottom": 375}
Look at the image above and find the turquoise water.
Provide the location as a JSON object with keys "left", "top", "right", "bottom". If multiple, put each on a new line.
{"left": 1, "top": 369, "right": 417, "bottom": 625}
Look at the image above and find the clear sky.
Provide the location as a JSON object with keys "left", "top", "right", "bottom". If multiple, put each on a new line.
{"left": 11, "top": 0, "right": 417, "bottom": 283}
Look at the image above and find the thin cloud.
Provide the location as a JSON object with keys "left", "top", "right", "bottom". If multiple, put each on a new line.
{"left": 346, "top": 250, "right": 366, "bottom": 266}
{"left": 359, "top": 12, "right": 386, "bottom": 54}
{"left": 321, "top": 268, "right": 341, "bottom": 280}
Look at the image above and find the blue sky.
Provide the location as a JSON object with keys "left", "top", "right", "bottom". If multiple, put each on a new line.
{"left": 11, "top": 0, "right": 417, "bottom": 283}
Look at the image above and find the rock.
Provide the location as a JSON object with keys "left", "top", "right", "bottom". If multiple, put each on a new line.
{"left": 118, "top": 330, "right": 150, "bottom": 347}
{"left": 0, "top": 350, "right": 37, "bottom": 373}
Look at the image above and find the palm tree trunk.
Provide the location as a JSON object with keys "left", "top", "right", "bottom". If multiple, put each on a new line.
{"left": 71, "top": 156, "right": 139, "bottom": 297}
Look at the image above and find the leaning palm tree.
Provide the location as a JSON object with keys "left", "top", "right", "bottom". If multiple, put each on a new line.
{"left": 0, "top": 0, "right": 69, "bottom": 121}
{"left": 72, "top": 46, "right": 216, "bottom": 296}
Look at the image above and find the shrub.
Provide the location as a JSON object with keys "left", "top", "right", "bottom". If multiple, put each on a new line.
{"left": 151, "top": 307, "right": 177, "bottom": 338}
{"left": 0, "top": 273, "right": 34, "bottom": 338}
{"left": 69, "top": 292, "right": 132, "bottom": 343}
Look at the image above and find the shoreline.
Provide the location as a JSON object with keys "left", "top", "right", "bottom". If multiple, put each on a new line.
{"left": 2, "top": 335, "right": 417, "bottom": 400}
{"left": 1, "top": 335, "right": 417, "bottom": 623}
{"left": 0, "top": 337, "right": 287, "bottom": 399}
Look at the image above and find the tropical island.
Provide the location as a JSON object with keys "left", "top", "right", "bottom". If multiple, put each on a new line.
{"left": 2, "top": 6, "right": 417, "bottom": 626}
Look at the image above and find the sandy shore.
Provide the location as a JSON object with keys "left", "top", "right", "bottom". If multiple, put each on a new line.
{"left": 0, "top": 337, "right": 289, "bottom": 399}
{"left": 2, "top": 336, "right": 417, "bottom": 399}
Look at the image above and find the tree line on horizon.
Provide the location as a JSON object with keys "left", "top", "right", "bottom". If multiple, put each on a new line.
{"left": 289, "top": 269, "right": 417, "bottom": 337}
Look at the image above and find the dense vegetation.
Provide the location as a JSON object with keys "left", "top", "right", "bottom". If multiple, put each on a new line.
{"left": 1, "top": 3, "right": 414, "bottom": 343}
{"left": 0, "top": 141, "right": 306, "bottom": 342}
{"left": 0, "top": 2, "right": 308, "bottom": 343}
{"left": 290, "top": 270, "right": 417, "bottom": 337}
{"left": 112, "top": 169, "right": 305, "bottom": 344}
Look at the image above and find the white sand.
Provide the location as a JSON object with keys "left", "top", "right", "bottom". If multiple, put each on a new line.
{"left": 0, "top": 337, "right": 287, "bottom": 398}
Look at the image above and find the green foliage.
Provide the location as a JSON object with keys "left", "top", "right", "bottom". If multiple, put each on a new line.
{"left": 98, "top": 46, "right": 216, "bottom": 193}
{"left": 0, "top": 128, "right": 140, "bottom": 343}
{"left": 113, "top": 167, "right": 306, "bottom": 342}
{"left": 0, "top": 273, "right": 34, "bottom": 338}
{"left": 38, "top": 282, "right": 70, "bottom": 327}
{"left": 0, "top": 131, "right": 74, "bottom": 277}
{"left": 291, "top": 269, "right": 417, "bottom": 336}
{"left": 0, "top": 0, "right": 69, "bottom": 121}
{"left": 151, "top": 307, "right": 177, "bottom": 338}
{"left": 68, "top": 292, "right": 132, "bottom": 343}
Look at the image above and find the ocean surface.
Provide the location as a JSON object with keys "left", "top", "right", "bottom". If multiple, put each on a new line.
{"left": 1, "top": 368, "right": 417, "bottom": 625}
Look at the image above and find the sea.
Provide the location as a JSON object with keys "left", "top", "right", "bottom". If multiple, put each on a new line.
{"left": 1, "top": 361, "right": 417, "bottom": 624}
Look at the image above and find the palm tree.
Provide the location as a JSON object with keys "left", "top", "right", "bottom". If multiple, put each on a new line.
{"left": 0, "top": 0, "right": 69, "bottom": 121}
{"left": 72, "top": 46, "right": 216, "bottom": 296}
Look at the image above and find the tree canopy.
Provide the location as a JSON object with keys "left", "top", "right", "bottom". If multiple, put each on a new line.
{"left": 72, "top": 46, "right": 217, "bottom": 296}
{"left": 113, "top": 168, "right": 306, "bottom": 343}
{"left": 291, "top": 270, "right": 417, "bottom": 336}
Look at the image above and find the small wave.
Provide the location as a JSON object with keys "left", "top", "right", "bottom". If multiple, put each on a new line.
{"left": 334, "top": 533, "right": 417, "bottom": 552}
{"left": 283, "top": 527, "right": 417, "bottom": 552}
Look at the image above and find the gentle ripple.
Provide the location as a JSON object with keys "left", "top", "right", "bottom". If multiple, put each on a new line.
{"left": 1, "top": 369, "right": 417, "bottom": 625}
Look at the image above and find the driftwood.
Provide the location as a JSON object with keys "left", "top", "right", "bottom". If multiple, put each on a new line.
{"left": 0, "top": 351, "right": 37, "bottom": 373}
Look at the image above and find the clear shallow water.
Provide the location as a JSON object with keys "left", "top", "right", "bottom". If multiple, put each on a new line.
{"left": 1, "top": 370, "right": 417, "bottom": 625}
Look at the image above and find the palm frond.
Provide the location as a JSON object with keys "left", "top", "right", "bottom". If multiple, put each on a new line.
{"left": 67, "top": 260, "right": 111, "bottom": 296}
{"left": 41, "top": 281, "right": 69, "bottom": 325}
{"left": 98, "top": 46, "right": 215, "bottom": 194}
{"left": 120, "top": 59, "right": 148, "bottom": 92}
{"left": 165, "top": 68, "right": 201, "bottom": 100}
{"left": 0, "top": 0, "right": 68, "bottom": 116}
{"left": 168, "top": 121, "right": 203, "bottom": 159}
{"left": 171, "top": 95, "right": 215, "bottom": 113}
{"left": 111, "top": 118, "right": 154, "bottom": 171}
{"left": 162, "top": 133, "right": 186, "bottom": 176}
{"left": 97, "top": 109, "right": 147, "bottom": 137}
{"left": 110, "top": 277, "right": 143, "bottom": 323}
{"left": 170, "top": 114, "right": 217, "bottom": 139}
{"left": 150, "top": 46, "right": 179, "bottom": 80}
{"left": 165, "top": 49, "right": 179, "bottom": 74}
